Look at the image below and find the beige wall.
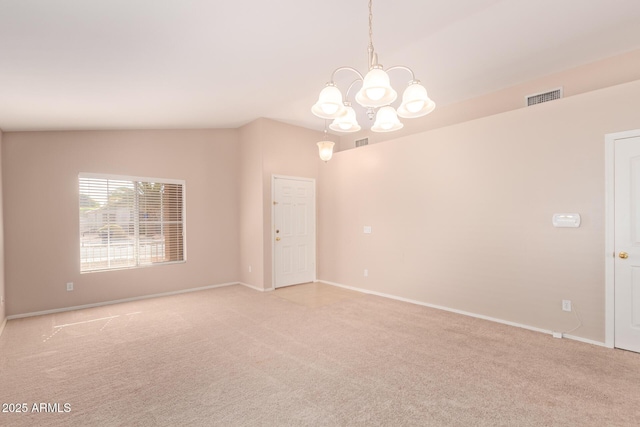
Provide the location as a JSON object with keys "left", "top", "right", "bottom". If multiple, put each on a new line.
{"left": 0, "top": 129, "right": 5, "bottom": 325}
{"left": 2, "top": 129, "right": 240, "bottom": 315}
{"left": 238, "top": 118, "right": 321, "bottom": 290}
{"left": 2, "top": 120, "right": 319, "bottom": 314}
{"left": 319, "top": 79, "right": 640, "bottom": 343}
{"left": 239, "top": 120, "right": 265, "bottom": 289}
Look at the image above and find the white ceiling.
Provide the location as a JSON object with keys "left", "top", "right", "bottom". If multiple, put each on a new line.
{"left": 1, "top": 0, "right": 640, "bottom": 132}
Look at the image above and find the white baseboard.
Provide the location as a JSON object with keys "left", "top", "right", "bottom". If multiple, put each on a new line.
{"left": 238, "top": 282, "right": 274, "bottom": 292}
{"left": 0, "top": 317, "right": 7, "bottom": 338}
{"left": 319, "top": 280, "right": 608, "bottom": 348}
{"left": 563, "top": 333, "right": 609, "bottom": 347}
{"left": 6, "top": 282, "right": 239, "bottom": 320}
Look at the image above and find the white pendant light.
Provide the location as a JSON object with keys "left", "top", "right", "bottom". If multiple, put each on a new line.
{"left": 371, "top": 106, "right": 403, "bottom": 132}
{"left": 310, "top": 0, "right": 435, "bottom": 160}
{"left": 317, "top": 124, "right": 335, "bottom": 162}
{"left": 355, "top": 66, "right": 397, "bottom": 108}
{"left": 329, "top": 103, "right": 361, "bottom": 133}
{"left": 397, "top": 81, "right": 436, "bottom": 118}
{"left": 311, "top": 83, "right": 345, "bottom": 119}
{"left": 317, "top": 140, "right": 335, "bottom": 162}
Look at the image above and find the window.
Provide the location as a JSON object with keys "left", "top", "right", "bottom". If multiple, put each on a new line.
{"left": 79, "top": 174, "right": 185, "bottom": 272}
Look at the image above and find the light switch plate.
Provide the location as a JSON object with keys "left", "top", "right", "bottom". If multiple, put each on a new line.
{"left": 363, "top": 226, "right": 372, "bottom": 234}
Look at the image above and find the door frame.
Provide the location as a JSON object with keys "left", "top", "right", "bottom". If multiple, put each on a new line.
{"left": 271, "top": 174, "right": 317, "bottom": 289}
{"left": 604, "top": 129, "right": 640, "bottom": 348}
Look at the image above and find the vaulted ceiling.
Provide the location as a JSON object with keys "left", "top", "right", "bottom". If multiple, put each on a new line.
{"left": 1, "top": 0, "right": 640, "bottom": 132}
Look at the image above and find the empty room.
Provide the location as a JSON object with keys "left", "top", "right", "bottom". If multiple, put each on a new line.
{"left": 1, "top": 0, "right": 640, "bottom": 425}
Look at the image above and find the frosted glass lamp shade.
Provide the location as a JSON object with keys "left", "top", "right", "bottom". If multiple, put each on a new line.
{"left": 329, "top": 105, "right": 361, "bottom": 133}
{"left": 397, "top": 82, "right": 435, "bottom": 118}
{"left": 371, "top": 106, "right": 403, "bottom": 132}
{"left": 317, "top": 140, "right": 335, "bottom": 161}
{"left": 355, "top": 67, "right": 397, "bottom": 108}
{"left": 311, "top": 84, "right": 345, "bottom": 119}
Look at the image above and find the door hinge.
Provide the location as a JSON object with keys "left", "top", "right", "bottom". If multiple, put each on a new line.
{"left": 273, "top": 201, "right": 278, "bottom": 205}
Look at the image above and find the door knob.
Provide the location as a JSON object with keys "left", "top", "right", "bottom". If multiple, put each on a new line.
{"left": 276, "top": 237, "right": 281, "bottom": 241}
{"left": 619, "top": 251, "right": 629, "bottom": 259}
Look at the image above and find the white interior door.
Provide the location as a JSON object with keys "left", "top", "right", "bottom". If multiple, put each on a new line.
{"left": 273, "top": 176, "right": 316, "bottom": 288}
{"left": 614, "top": 135, "right": 640, "bottom": 353}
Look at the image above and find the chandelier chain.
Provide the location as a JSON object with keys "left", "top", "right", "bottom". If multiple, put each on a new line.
{"left": 368, "top": 0, "right": 373, "bottom": 48}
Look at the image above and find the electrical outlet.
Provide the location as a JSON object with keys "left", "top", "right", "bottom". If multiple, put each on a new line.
{"left": 66, "top": 282, "right": 74, "bottom": 291}
{"left": 364, "top": 269, "right": 368, "bottom": 277}
{"left": 552, "top": 332, "right": 562, "bottom": 339}
{"left": 562, "top": 299, "right": 571, "bottom": 312}
{"left": 249, "top": 265, "right": 252, "bottom": 273}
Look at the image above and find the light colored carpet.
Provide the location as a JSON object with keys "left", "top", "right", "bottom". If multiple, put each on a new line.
{"left": 0, "top": 283, "right": 639, "bottom": 426}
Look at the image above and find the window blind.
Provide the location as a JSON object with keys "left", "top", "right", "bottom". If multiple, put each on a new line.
{"left": 79, "top": 174, "right": 185, "bottom": 273}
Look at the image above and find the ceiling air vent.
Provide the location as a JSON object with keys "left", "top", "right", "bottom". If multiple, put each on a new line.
{"left": 355, "top": 137, "right": 369, "bottom": 148}
{"left": 526, "top": 88, "right": 563, "bottom": 106}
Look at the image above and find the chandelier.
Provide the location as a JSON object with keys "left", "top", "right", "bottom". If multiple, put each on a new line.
{"left": 313, "top": 0, "right": 435, "bottom": 161}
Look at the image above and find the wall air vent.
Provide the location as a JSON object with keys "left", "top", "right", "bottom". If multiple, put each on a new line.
{"left": 355, "top": 138, "right": 369, "bottom": 148}
{"left": 526, "top": 88, "right": 563, "bottom": 106}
